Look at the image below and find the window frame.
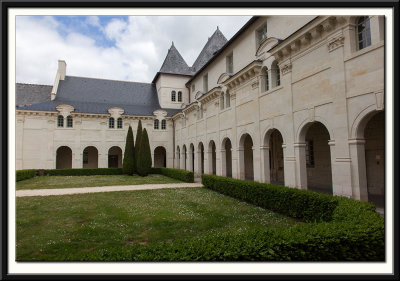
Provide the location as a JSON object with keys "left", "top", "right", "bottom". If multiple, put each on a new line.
{"left": 256, "top": 22, "right": 268, "bottom": 49}
{"left": 203, "top": 73, "right": 208, "bottom": 92}
{"left": 161, "top": 119, "right": 166, "bottom": 130}
{"left": 226, "top": 53, "right": 233, "bottom": 73}
{"left": 57, "top": 115, "right": 64, "bottom": 128}
{"left": 356, "top": 16, "right": 372, "bottom": 51}
{"left": 66, "top": 115, "right": 73, "bottom": 128}
{"left": 171, "top": 90, "right": 176, "bottom": 102}
{"left": 109, "top": 117, "right": 115, "bottom": 129}
{"left": 154, "top": 119, "right": 159, "bottom": 130}
{"left": 178, "top": 91, "right": 182, "bottom": 102}
{"left": 117, "top": 117, "right": 123, "bottom": 129}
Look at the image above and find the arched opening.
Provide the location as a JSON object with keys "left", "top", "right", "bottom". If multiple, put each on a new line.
{"left": 56, "top": 146, "right": 72, "bottom": 169}
{"left": 268, "top": 130, "right": 284, "bottom": 185}
{"left": 154, "top": 146, "right": 167, "bottom": 167}
{"left": 82, "top": 146, "right": 98, "bottom": 168}
{"left": 108, "top": 146, "right": 122, "bottom": 168}
{"left": 244, "top": 134, "right": 254, "bottom": 181}
{"left": 183, "top": 145, "right": 187, "bottom": 170}
{"left": 303, "top": 122, "right": 332, "bottom": 194}
{"left": 198, "top": 142, "right": 204, "bottom": 174}
{"left": 222, "top": 138, "right": 232, "bottom": 177}
{"left": 176, "top": 146, "right": 180, "bottom": 169}
{"left": 364, "top": 111, "right": 385, "bottom": 208}
{"left": 209, "top": 141, "right": 216, "bottom": 175}
{"left": 189, "top": 144, "right": 195, "bottom": 172}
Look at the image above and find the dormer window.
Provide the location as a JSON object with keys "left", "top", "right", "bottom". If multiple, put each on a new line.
{"left": 256, "top": 22, "right": 268, "bottom": 48}
{"left": 117, "top": 117, "right": 123, "bottom": 129}
{"left": 66, "top": 115, "right": 73, "bottom": 128}
{"left": 178, "top": 91, "right": 182, "bottom": 102}
{"left": 171, "top": 91, "right": 176, "bottom": 102}
{"left": 57, "top": 115, "right": 64, "bottom": 127}
{"left": 109, "top": 117, "right": 115, "bottom": 129}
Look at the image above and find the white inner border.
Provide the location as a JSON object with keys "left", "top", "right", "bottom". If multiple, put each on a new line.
{"left": 8, "top": 8, "right": 394, "bottom": 275}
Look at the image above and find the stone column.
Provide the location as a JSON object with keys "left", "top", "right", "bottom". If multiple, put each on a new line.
{"left": 238, "top": 147, "right": 245, "bottom": 180}
{"left": 260, "top": 145, "right": 270, "bottom": 183}
{"left": 349, "top": 139, "right": 368, "bottom": 201}
{"left": 253, "top": 146, "right": 261, "bottom": 182}
{"left": 294, "top": 142, "right": 307, "bottom": 189}
{"left": 282, "top": 144, "right": 296, "bottom": 188}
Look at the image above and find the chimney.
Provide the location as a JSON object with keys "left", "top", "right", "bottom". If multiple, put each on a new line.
{"left": 58, "top": 60, "right": 67, "bottom": 80}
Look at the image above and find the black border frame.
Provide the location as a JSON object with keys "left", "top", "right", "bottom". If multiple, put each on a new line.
{"left": 1, "top": 1, "right": 399, "bottom": 280}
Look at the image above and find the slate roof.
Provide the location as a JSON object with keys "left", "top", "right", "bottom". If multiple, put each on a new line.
{"left": 191, "top": 27, "right": 228, "bottom": 73}
{"left": 18, "top": 76, "right": 178, "bottom": 117}
{"left": 158, "top": 42, "right": 194, "bottom": 76}
{"left": 16, "top": 83, "right": 52, "bottom": 107}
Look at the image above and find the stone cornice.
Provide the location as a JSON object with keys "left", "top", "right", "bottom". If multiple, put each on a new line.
{"left": 183, "top": 102, "right": 200, "bottom": 114}
{"left": 223, "top": 60, "right": 263, "bottom": 91}
{"left": 270, "top": 16, "right": 347, "bottom": 62}
{"left": 197, "top": 87, "right": 221, "bottom": 106}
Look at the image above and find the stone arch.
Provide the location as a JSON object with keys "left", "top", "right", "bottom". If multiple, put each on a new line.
{"left": 56, "top": 146, "right": 72, "bottom": 169}
{"left": 189, "top": 143, "right": 195, "bottom": 172}
{"left": 154, "top": 146, "right": 167, "bottom": 167}
{"left": 296, "top": 116, "right": 334, "bottom": 144}
{"left": 208, "top": 140, "right": 217, "bottom": 175}
{"left": 197, "top": 142, "right": 205, "bottom": 174}
{"left": 298, "top": 121, "right": 333, "bottom": 194}
{"left": 221, "top": 137, "right": 232, "bottom": 177}
{"left": 108, "top": 146, "right": 122, "bottom": 168}
{"left": 351, "top": 104, "right": 383, "bottom": 139}
{"left": 82, "top": 146, "right": 98, "bottom": 168}
{"left": 263, "top": 129, "right": 284, "bottom": 185}
{"left": 239, "top": 133, "right": 254, "bottom": 181}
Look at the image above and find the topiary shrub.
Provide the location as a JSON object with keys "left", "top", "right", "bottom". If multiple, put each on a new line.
{"left": 122, "top": 125, "right": 135, "bottom": 175}
{"left": 134, "top": 120, "right": 143, "bottom": 173}
{"left": 16, "top": 169, "right": 37, "bottom": 181}
{"left": 136, "top": 128, "right": 152, "bottom": 177}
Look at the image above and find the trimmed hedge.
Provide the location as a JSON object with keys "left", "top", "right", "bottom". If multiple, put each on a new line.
{"left": 201, "top": 174, "right": 338, "bottom": 222}
{"left": 16, "top": 169, "right": 37, "bottom": 181}
{"left": 43, "top": 168, "right": 123, "bottom": 176}
{"left": 157, "top": 167, "right": 194, "bottom": 183}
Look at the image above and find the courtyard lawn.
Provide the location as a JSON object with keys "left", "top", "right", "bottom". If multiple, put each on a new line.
{"left": 16, "top": 174, "right": 182, "bottom": 190}
{"left": 16, "top": 187, "right": 300, "bottom": 261}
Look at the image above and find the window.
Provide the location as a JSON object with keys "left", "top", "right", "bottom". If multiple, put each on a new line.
{"left": 357, "top": 16, "right": 371, "bottom": 50}
{"left": 171, "top": 91, "right": 176, "bottom": 102}
{"left": 154, "top": 119, "right": 159, "bottom": 130}
{"left": 66, "top": 115, "right": 73, "bottom": 128}
{"left": 220, "top": 93, "right": 225, "bottom": 110}
{"left": 225, "top": 92, "right": 231, "bottom": 108}
{"left": 264, "top": 67, "right": 269, "bottom": 91}
{"left": 178, "top": 91, "right": 182, "bottom": 102}
{"left": 203, "top": 73, "right": 208, "bottom": 92}
{"left": 57, "top": 115, "right": 64, "bottom": 127}
{"left": 117, "top": 117, "right": 123, "bottom": 129}
{"left": 306, "top": 140, "right": 315, "bottom": 168}
{"left": 161, "top": 119, "right": 166, "bottom": 130}
{"left": 226, "top": 53, "right": 233, "bottom": 73}
{"left": 256, "top": 22, "right": 268, "bottom": 48}
{"left": 271, "top": 61, "right": 280, "bottom": 88}
{"left": 109, "top": 117, "right": 114, "bottom": 129}
{"left": 83, "top": 149, "right": 88, "bottom": 164}
{"left": 276, "top": 66, "right": 280, "bottom": 87}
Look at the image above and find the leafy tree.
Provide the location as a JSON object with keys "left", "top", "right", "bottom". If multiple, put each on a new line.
{"left": 137, "top": 128, "right": 152, "bottom": 176}
{"left": 134, "top": 120, "right": 143, "bottom": 173}
{"left": 122, "top": 125, "right": 135, "bottom": 175}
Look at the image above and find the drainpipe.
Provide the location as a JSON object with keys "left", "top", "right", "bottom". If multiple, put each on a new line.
{"left": 172, "top": 118, "right": 175, "bottom": 168}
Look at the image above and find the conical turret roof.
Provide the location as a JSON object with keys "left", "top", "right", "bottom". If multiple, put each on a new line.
{"left": 158, "top": 42, "right": 194, "bottom": 76}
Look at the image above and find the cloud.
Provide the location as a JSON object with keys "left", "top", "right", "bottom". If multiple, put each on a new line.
{"left": 15, "top": 15, "right": 251, "bottom": 85}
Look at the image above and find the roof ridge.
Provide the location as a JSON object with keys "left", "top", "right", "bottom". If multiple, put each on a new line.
{"left": 16, "top": 82, "right": 52, "bottom": 87}
{"left": 65, "top": 75, "right": 154, "bottom": 85}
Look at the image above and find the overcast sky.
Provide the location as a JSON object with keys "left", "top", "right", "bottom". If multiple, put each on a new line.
{"left": 16, "top": 15, "right": 252, "bottom": 85}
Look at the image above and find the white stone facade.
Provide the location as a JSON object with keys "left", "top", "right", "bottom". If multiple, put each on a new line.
{"left": 16, "top": 15, "right": 385, "bottom": 206}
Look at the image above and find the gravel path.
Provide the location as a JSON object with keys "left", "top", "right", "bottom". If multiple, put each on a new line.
{"left": 16, "top": 183, "right": 204, "bottom": 197}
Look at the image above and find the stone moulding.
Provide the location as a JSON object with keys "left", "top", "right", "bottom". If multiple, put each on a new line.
{"left": 281, "top": 63, "right": 292, "bottom": 75}
{"left": 327, "top": 34, "right": 345, "bottom": 52}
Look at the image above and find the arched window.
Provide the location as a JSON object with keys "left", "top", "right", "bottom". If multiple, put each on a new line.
{"left": 66, "top": 115, "right": 73, "bottom": 128}
{"left": 264, "top": 67, "right": 269, "bottom": 91}
{"left": 57, "top": 115, "right": 64, "bottom": 127}
{"left": 357, "top": 16, "right": 371, "bottom": 50}
{"left": 154, "top": 119, "right": 159, "bottom": 130}
{"left": 109, "top": 117, "right": 115, "bottom": 129}
{"left": 225, "top": 92, "right": 231, "bottom": 108}
{"left": 171, "top": 91, "right": 176, "bottom": 102}
{"left": 161, "top": 119, "right": 166, "bottom": 130}
{"left": 271, "top": 61, "right": 280, "bottom": 88}
{"left": 276, "top": 65, "right": 280, "bottom": 87}
{"left": 117, "top": 117, "right": 123, "bottom": 129}
{"left": 220, "top": 93, "right": 225, "bottom": 110}
{"left": 178, "top": 91, "right": 182, "bottom": 102}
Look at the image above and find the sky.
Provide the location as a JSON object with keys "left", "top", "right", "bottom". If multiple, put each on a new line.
{"left": 16, "top": 15, "right": 252, "bottom": 85}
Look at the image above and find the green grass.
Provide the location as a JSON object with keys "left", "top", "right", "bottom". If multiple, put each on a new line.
{"left": 16, "top": 188, "right": 300, "bottom": 261}
{"left": 16, "top": 174, "right": 182, "bottom": 190}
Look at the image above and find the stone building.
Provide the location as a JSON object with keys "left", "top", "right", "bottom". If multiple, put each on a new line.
{"left": 16, "top": 15, "right": 385, "bottom": 207}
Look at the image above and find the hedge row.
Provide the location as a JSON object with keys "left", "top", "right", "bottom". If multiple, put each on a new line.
{"left": 43, "top": 168, "right": 123, "bottom": 176}
{"left": 16, "top": 169, "right": 37, "bottom": 182}
{"left": 202, "top": 174, "right": 338, "bottom": 222}
{"left": 157, "top": 167, "right": 194, "bottom": 183}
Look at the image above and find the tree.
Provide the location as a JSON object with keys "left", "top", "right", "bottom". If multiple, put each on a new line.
{"left": 134, "top": 119, "right": 143, "bottom": 173}
{"left": 137, "top": 128, "right": 152, "bottom": 177}
{"left": 122, "top": 125, "right": 135, "bottom": 175}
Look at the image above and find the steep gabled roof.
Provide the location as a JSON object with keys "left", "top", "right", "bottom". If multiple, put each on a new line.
{"left": 159, "top": 42, "right": 194, "bottom": 76}
{"left": 191, "top": 27, "right": 228, "bottom": 72}
{"left": 16, "top": 83, "right": 52, "bottom": 107}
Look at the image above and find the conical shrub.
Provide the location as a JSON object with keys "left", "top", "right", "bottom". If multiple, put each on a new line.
{"left": 134, "top": 120, "right": 143, "bottom": 173}
{"left": 122, "top": 125, "right": 135, "bottom": 175}
{"left": 137, "top": 128, "right": 152, "bottom": 177}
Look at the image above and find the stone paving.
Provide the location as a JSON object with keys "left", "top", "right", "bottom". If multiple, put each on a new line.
{"left": 16, "top": 183, "right": 204, "bottom": 197}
